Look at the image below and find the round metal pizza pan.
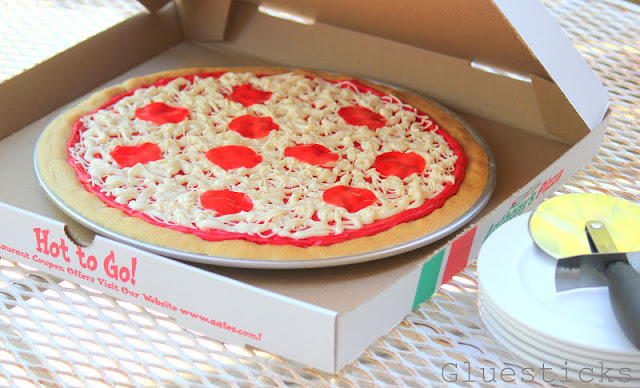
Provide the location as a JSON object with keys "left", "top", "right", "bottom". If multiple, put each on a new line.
{"left": 34, "top": 75, "right": 496, "bottom": 269}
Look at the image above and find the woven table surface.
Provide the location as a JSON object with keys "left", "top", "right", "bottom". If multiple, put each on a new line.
{"left": 1, "top": 0, "right": 639, "bottom": 387}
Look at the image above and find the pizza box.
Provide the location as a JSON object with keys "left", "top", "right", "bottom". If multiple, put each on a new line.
{"left": 0, "top": 0, "right": 610, "bottom": 373}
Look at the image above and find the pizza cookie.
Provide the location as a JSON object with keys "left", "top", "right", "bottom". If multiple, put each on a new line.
{"left": 36, "top": 67, "right": 490, "bottom": 262}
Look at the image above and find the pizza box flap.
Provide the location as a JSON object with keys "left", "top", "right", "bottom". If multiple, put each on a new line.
{"left": 172, "top": 0, "right": 609, "bottom": 135}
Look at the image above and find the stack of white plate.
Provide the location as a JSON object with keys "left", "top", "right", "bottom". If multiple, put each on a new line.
{"left": 477, "top": 212, "right": 640, "bottom": 387}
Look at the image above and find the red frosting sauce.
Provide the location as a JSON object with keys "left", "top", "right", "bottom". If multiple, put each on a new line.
{"left": 228, "top": 115, "right": 279, "bottom": 139}
{"left": 201, "top": 189, "right": 253, "bottom": 215}
{"left": 372, "top": 151, "right": 426, "bottom": 179}
{"left": 284, "top": 144, "right": 340, "bottom": 166}
{"left": 67, "top": 72, "right": 467, "bottom": 247}
{"left": 206, "top": 145, "right": 262, "bottom": 170}
{"left": 135, "top": 102, "right": 189, "bottom": 125}
{"left": 110, "top": 143, "right": 164, "bottom": 168}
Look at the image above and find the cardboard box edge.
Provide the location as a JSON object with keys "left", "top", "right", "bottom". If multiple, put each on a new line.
{"left": 0, "top": 201, "right": 343, "bottom": 372}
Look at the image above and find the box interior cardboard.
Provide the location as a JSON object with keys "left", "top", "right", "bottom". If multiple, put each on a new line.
{"left": 0, "top": 0, "right": 606, "bottom": 316}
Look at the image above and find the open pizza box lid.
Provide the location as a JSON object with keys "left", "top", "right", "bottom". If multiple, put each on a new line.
{"left": 0, "top": 0, "right": 610, "bottom": 374}
{"left": 140, "top": 0, "right": 609, "bottom": 140}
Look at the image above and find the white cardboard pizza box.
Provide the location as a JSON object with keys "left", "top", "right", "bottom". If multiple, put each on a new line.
{"left": 0, "top": 0, "right": 609, "bottom": 373}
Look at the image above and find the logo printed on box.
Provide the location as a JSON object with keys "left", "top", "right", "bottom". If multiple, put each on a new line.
{"left": 484, "top": 169, "right": 564, "bottom": 241}
{"left": 15, "top": 224, "right": 262, "bottom": 342}
{"left": 33, "top": 227, "right": 138, "bottom": 285}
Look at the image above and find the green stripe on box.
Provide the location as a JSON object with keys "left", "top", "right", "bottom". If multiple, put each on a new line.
{"left": 412, "top": 249, "right": 446, "bottom": 309}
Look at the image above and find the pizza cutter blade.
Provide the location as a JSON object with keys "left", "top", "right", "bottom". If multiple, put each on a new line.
{"left": 556, "top": 221, "right": 640, "bottom": 348}
{"left": 555, "top": 220, "right": 636, "bottom": 291}
{"left": 528, "top": 193, "right": 640, "bottom": 259}
{"left": 528, "top": 193, "right": 640, "bottom": 349}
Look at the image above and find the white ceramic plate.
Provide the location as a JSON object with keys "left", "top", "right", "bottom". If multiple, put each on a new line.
{"left": 479, "top": 299, "right": 640, "bottom": 385}
{"left": 480, "top": 287, "right": 640, "bottom": 364}
{"left": 480, "top": 290, "right": 640, "bottom": 369}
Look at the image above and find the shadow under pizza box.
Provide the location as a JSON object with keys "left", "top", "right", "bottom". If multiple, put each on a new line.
{"left": 0, "top": 0, "right": 610, "bottom": 373}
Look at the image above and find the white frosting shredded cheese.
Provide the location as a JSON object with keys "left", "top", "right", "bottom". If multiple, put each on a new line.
{"left": 68, "top": 72, "right": 459, "bottom": 240}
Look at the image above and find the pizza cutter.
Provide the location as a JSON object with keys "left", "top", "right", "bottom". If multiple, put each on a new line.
{"left": 528, "top": 193, "right": 640, "bottom": 349}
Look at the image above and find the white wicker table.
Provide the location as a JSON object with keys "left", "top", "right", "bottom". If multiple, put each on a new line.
{"left": 1, "top": 0, "right": 639, "bottom": 386}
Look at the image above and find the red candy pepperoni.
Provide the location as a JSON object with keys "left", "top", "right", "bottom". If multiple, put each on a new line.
{"left": 372, "top": 151, "right": 426, "bottom": 179}
{"left": 228, "top": 115, "right": 279, "bottom": 139}
{"left": 284, "top": 144, "right": 340, "bottom": 166}
{"left": 338, "top": 106, "right": 387, "bottom": 130}
{"left": 201, "top": 190, "right": 253, "bottom": 215}
{"left": 206, "top": 146, "right": 262, "bottom": 170}
{"left": 322, "top": 186, "right": 377, "bottom": 213}
{"left": 135, "top": 102, "right": 189, "bottom": 125}
{"left": 227, "top": 84, "right": 273, "bottom": 107}
{"left": 110, "top": 142, "right": 163, "bottom": 168}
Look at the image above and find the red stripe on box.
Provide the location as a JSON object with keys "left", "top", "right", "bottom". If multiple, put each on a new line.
{"left": 441, "top": 226, "right": 477, "bottom": 284}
